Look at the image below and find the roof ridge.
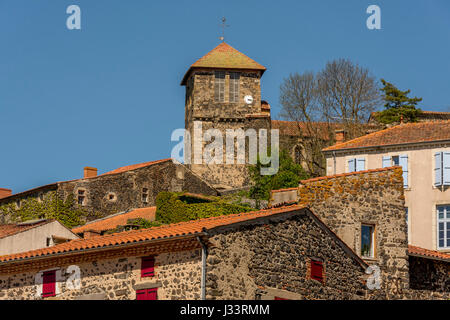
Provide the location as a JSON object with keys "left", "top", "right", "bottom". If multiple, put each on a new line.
{"left": 300, "top": 166, "right": 401, "bottom": 184}
{"left": 323, "top": 120, "right": 450, "bottom": 151}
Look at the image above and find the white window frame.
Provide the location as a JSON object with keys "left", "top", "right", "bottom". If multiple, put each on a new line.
{"left": 361, "top": 224, "right": 375, "bottom": 258}
{"left": 437, "top": 205, "right": 450, "bottom": 250}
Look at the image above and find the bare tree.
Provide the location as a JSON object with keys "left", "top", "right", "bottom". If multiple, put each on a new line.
{"left": 317, "top": 59, "right": 380, "bottom": 138}
{"left": 279, "top": 59, "right": 381, "bottom": 176}
{"left": 279, "top": 72, "right": 334, "bottom": 176}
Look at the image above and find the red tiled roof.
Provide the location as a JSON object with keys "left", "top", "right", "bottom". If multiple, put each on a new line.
{"left": 101, "top": 158, "right": 172, "bottom": 176}
{"left": 300, "top": 166, "right": 401, "bottom": 184}
{"left": 271, "top": 120, "right": 337, "bottom": 140}
{"left": 323, "top": 120, "right": 450, "bottom": 151}
{"left": 0, "top": 205, "right": 307, "bottom": 263}
{"left": 72, "top": 207, "right": 157, "bottom": 234}
{"left": 0, "top": 220, "right": 53, "bottom": 240}
{"left": 181, "top": 42, "right": 266, "bottom": 85}
{"left": 408, "top": 245, "right": 450, "bottom": 261}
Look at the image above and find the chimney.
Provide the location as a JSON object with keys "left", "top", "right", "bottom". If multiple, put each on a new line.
{"left": 0, "top": 188, "right": 12, "bottom": 199}
{"left": 335, "top": 129, "right": 346, "bottom": 144}
{"left": 261, "top": 100, "right": 271, "bottom": 116}
{"left": 400, "top": 114, "right": 404, "bottom": 124}
{"left": 84, "top": 167, "right": 98, "bottom": 179}
{"left": 83, "top": 230, "right": 101, "bottom": 239}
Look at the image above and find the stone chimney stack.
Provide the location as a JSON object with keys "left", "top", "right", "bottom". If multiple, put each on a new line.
{"left": 335, "top": 129, "right": 346, "bottom": 144}
{"left": 84, "top": 167, "right": 98, "bottom": 179}
{"left": 261, "top": 100, "right": 271, "bottom": 116}
{"left": 0, "top": 188, "right": 12, "bottom": 199}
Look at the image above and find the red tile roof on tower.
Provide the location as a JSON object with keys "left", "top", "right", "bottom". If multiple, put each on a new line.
{"left": 408, "top": 245, "right": 450, "bottom": 261}
{"left": 72, "top": 207, "right": 157, "bottom": 234}
{"left": 323, "top": 120, "right": 450, "bottom": 151}
{"left": 181, "top": 42, "right": 266, "bottom": 85}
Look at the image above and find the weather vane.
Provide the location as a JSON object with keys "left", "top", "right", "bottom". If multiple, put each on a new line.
{"left": 219, "top": 17, "right": 229, "bottom": 42}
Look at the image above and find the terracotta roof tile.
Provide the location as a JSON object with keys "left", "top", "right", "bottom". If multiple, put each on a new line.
{"left": 181, "top": 42, "right": 266, "bottom": 85}
{"left": 323, "top": 120, "right": 450, "bottom": 151}
{"left": 0, "top": 220, "right": 53, "bottom": 239}
{"left": 0, "top": 204, "right": 306, "bottom": 263}
{"left": 72, "top": 207, "right": 157, "bottom": 234}
{"left": 101, "top": 158, "right": 172, "bottom": 176}
{"left": 408, "top": 245, "right": 450, "bottom": 261}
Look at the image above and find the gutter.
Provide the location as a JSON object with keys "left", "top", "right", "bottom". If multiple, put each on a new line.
{"left": 196, "top": 235, "right": 208, "bottom": 300}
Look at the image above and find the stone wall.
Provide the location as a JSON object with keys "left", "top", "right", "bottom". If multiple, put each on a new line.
{"left": 409, "top": 256, "right": 449, "bottom": 292}
{"left": 57, "top": 161, "right": 217, "bottom": 221}
{"left": 205, "top": 212, "right": 369, "bottom": 300}
{"left": 297, "top": 168, "right": 410, "bottom": 296}
{"left": 0, "top": 249, "right": 201, "bottom": 300}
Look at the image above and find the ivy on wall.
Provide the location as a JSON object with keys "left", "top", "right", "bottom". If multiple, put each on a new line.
{"left": 155, "top": 192, "right": 254, "bottom": 224}
{"left": 0, "top": 192, "right": 99, "bottom": 228}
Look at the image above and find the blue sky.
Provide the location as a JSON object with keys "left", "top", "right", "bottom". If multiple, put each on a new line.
{"left": 1, "top": 0, "right": 449, "bottom": 193}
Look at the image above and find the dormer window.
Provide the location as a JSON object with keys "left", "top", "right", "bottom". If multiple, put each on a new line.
{"left": 214, "top": 71, "right": 225, "bottom": 102}
{"left": 229, "top": 72, "right": 240, "bottom": 103}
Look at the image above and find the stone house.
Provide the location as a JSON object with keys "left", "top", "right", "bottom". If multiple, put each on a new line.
{"left": 269, "top": 166, "right": 450, "bottom": 297}
{"left": 0, "top": 205, "right": 377, "bottom": 300}
{"left": 0, "top": 219, "right": 79, "bottom": 256}
{"left": 0, "top": 159, "right": 217, "bottom": 224}
{"left": 322, "top": 120, "right": 450, "bottom": 252}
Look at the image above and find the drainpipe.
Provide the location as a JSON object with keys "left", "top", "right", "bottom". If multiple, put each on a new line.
{"left": 333, "top": 151, "right": 337, "bottom": 175}
{"left": 196, "top": 236, "right": 208, "bottom": 300}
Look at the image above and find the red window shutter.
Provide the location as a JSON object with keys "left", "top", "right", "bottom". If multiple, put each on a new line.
{"left": 141, "top": 257, "right": 155, "bottom": 278}
{"left": 42, "top": 270, "right": 56, "bottom": 297}
{"left": 136, "top": 289, "right": 147, "bottom": 300}
{"left": 136, "top": 288, "right": 158, "bottom": 300}
{"left": 147, "top": 288, "right": 157, "bottom": 300}
{"left": 310, "top": 260, "right": 323, "bottom": 282}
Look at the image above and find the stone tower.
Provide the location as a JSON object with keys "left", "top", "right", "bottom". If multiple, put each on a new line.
{"left": 181, "top": 42, "right": 271, "bottom": 191}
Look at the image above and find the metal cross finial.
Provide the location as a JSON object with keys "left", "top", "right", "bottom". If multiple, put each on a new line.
{"left": 219, "top": 17, "right": 229, "bottom": 42}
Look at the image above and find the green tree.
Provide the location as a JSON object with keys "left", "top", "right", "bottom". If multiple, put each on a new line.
{"left": 376, "top": 79, "right": 422, "bottom": 124}
{"left": 248, "top": 149, "right": 309, "bottom": 203}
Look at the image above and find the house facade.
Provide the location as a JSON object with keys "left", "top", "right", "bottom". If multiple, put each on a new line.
{"left": 0, "top": 219, "right": 79, "bottom": 256}
{"left": 0, "top": 206, "right": 377, "bottom": 300}
{"left": 322, "top": 121, "right": 450, "bottom": 252}
{"left": 0, "top": 159, "right": 217, "bottom": 225}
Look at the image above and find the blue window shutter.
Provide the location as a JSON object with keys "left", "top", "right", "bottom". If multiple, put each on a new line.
{"left": 443, "top": 152, "right": 450, "bottom": 186}
{"left": 435, "top": 152, "right": 442, "bottom": 186}
{"left": 348, "top": 159, "right": 356, "bottom": 172}
{"left": 399, "top": 154, "right": 408, "bottom": 188}
{"left": 382, "top": 156, "right": 391, "bottom": 168}
{"left": 356, "top": 158, "right": 365, "bottom": 171}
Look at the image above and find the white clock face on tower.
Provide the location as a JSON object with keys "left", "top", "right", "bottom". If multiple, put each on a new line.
{"left": 244, "top": 95, "right": 254, "bottom": 105}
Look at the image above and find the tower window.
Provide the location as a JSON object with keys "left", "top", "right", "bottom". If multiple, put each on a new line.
{"left": 214, "top": 71, "right": 225, "bottom": 102}
{"left": 229, "top": 72, "right": 240, "bottom": 103}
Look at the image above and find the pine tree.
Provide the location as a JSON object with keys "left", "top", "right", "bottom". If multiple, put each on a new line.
{"left": 376, "top": 79, "right": 422, "bottom": 124}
